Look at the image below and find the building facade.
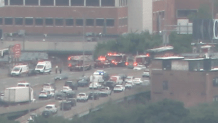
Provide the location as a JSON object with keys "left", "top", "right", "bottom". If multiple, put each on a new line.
{"left": 128, "top": 0, "right": 152, "bottom": 33}
{"left": 0, "top": 0, "right": 128, "bottom": 35}
{"left": 152, "top": 0, "right": 212, "bottom": 34}
{"left": 151, "top": 57, "right": 218, "bottom": 107}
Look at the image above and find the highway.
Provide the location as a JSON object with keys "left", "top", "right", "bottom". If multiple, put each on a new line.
{"left": 0, "top": 67, "right": 147, "bottom": 122}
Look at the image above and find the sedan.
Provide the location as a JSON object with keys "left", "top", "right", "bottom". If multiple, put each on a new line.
{"left": 54, "top": 74, "right": 68, "bottom": 81}
{"left": 125, "top": 82, "right": 133, "bottom": 89}
{"left": 133, "top": 78, "right": 143, "bottom": 85}
{"left": 113, "top": 85, "right": 125, "bottom": 92}
{"left": 89, "top": 82, "right": 102, "bottom": 89}
{"left": 142, "top": 71, "right": 150, "bottom": 78}
{"left": 133, "top": 65, "right": 146, "bottom": 70}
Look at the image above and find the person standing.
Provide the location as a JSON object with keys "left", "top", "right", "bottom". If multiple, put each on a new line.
{"left": 55, "top": 65, "right": 58, "bottom": 74}
{"left": 59, "top": 66, "right": 62, "bottom": 74}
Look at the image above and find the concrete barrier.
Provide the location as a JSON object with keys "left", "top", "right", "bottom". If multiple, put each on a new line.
{"left": 0, "top": 41, "right": 97, "bottom": 53}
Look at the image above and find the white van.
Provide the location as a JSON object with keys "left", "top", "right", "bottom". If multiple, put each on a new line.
{"left": 110, "top": 76, "right": 123, "bottom": 85}
{"left": 90, "top": 75, "right": 104, "bottom": 84}
{"left": 11, "top": 65, "right": 29, "bottom": 77}
{"left": 35, "top": 61, "right": 52, "bottom": 74}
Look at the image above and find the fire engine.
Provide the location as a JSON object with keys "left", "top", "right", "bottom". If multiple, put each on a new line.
{"left": 68, "top": 55, "right": 92, "bottom": 71}
{"left": 94, "top": 56, "right": 111, "bottom": 68}
{"left": 133, "top": 54, "right": 151, "bottom": 67}
{"left": 106, "top": 52, "right": 127, "bottom": 67}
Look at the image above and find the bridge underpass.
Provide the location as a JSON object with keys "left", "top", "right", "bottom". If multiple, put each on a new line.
{"left": 13, "top": 86, "right": 150, "bottom": 123}
{"left": 0, "top": 41, "right": 98, "bottom": 54}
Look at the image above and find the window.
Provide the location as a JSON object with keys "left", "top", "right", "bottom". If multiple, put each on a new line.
{"left": 65, "top": 18, "right": 74, "bottom": 26}
{"left": 10, "top": 0, "right": 23, "bottom": 5}
{"left": 40, "top": 0, "right": 54, "bottom": 6}
{"left": 76, "top": 19, "right": 83, "bottom": 26}
{"left": 213, "top": 96, "right": 218, "bottom": 102}
{"left": 15, "top": 18, "right": 23, "bottom": 25}
{"left": 35, "top": 18, "right": 43, "bottom": 26}
{"left": 25, "top": 18, "right": 33, "bottom": 25}
{"left": 213, "top": 78, "right": 218, "bottom": 87}
{"left": 106, "top": 19, "right": 114, "bottom": 27}
{"left": 163, "top": 80, "right": 168, "bottom": 90}
{"left": 0, "top": 18, "right": 3, "bottom": 25}
{"left": 4, "top": 18, "right": 13, "bottom": 25}
{"left": 102, "top": 0, "right": 115, "bottom": 6}
{"left": 55, "top": 0, "right": 69, "bottom": 6}
{"left": 86, "top": 19, "right": 94, "bottom": 26}
{"left": 45, "top": 18, "right": 53, "bottom": 26}
{"left": 96, "top": 19, "right": 104, "bottom": 26}
{"left": 5, "top": 0, "right": 8, "bottom": 5}
{"left": 177, "top": 10, "right": 197, "bottom": 18}
{"left": 71, "top": 0, "right": 84, "bottom": 6}
{"left": 86, "top": 0, "right": 99, "bottom": 6}
{"left": 55, "top": 18, "right": 63, "bottom": 26}
{"left": 25, "top": 0, "right": 38, "bottom": 5}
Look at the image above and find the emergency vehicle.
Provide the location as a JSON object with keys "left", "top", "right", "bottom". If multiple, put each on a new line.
{"left": 68, "top": 55, "right": 92, "bottom": 71}
{"left": 106, "top": 52, "right": 127, "bottom": 67}
{"left": 35, "top": 60, "right": 52, "bottom": 74}
{"left": 94, "top": 56, "right": 111, "bottom": 68}
{"left": 11, "top": 64, "right": 29, "bottom": 77}
{"left": 133, "top": 54, "right": 151, "bottom": 67}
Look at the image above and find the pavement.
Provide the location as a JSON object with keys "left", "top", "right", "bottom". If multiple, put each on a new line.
{"left": 0, "top": 67, "right": 148, "bottom": 122}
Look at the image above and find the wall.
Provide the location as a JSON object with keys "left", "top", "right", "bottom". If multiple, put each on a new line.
{"left": 0, "top": 41, "right": 97, "bottom": 52}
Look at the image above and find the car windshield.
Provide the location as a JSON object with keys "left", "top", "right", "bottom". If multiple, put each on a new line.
{"left": 115, "top": 86, "right": 122, "bottom": 88}
{"left": 36, "top": 65, "right": 44, "bottom": 69}
{"left": 45, "top": 106, "right": 53, "bottom": 109}
{"left": 126, "top": 77, "right": 133, "bottom": 80}
{"left": 17, "top": 84, "right": 28, "bottom": 87}
{"left": 13, "top": 67, "right": 20, "bottom": 71}
{"left": 40, "top": 92, "right": 46, "bottom": 94}
{"left": 78, "top": 94, "right": 85, "bottom": 96}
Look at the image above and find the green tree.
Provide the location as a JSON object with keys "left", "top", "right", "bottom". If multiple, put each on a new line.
{"left": 93, "top": 32, "right": 162, "bottom": 59}
{"left": 188, "top": 4, "right": 212, "bottom": 22}
{"left": 169, "top": 32, "right": 192, "bottom": 53}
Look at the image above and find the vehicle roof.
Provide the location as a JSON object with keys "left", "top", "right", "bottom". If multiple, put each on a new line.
{"left": 115, "top": 85, "right": 123, "bottom": 86}
{"left": 155, "top": 56, "right": 184, "bottom": 60}
{"left": 78, "top": 93, "right": 86, "bottom": 94}
{"left": 6, "top": 87, "right": 28, "bottom": 89}
{"left": 46, "top": 104, "right": 55, "bottom": 106}
{"left": 135, "top": 55, "right": 149, "bottom": 58}
{"left": 127, "top": 76, "right": 134, "bottom": 78}
{"left": 14, "top": 65, "right": 28, "bottom": 67}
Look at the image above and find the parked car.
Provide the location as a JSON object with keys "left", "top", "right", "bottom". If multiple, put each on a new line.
{"left": 43, "top": 104, "right": 58, "bottom": 114}
{"left": 54, "top": 92, "right": 66, "bottom": 100}
{"left": 78, "top": 78, "right": 90, "bottom": 87}
{"left": 61, "top": 86, "right": 72, "bottom": 93}
{"left": 142, "top": 71, "right": 150, "bottom": 78}
{"left": 89, "top": 82, "right": 102, "bottom": 89}
{"left": 88, "top": 92, "right": 100, "bottom": 100}
{"left": 54, "top": 74, "right": 68, "bottom": 81}
{"left": 60, "top": 100, "right": 72, "bottom": 111}
{"left": 113, "top": 85, "right": 125, "bottom": 92}
{"left": 133, "top": 65, "right": 146, "bottom": 70}
{"left": 17, "top": 81, "right": 30, "bottom": 87}
{"left": 66, "top": 98, "right": 77, "bottom": 107}
{"left": 104, "top": 80, "right": 117, "bottom": 90}
{"left": 98, "top": 87, "right": 112, "bottom": 97}
{"left": 43, "top": 86, "right": 55, "bottom": 92}
{"left": 38, "top": 90, "right": 54, "bottom": 99}
{"left": 42, "top": 110, "right": 52, "bottom": 118}
{"left": 125, "top": 76, "right": 135, "bottom": 83}
{"left": 125, "top": 82, "right": 133, "bottom": 89}
{"left": 77, "top": 93, "right": 88, "bottom": 102}
{"left": 133, "top": 78, "right": 143, "bottom": 85}
{"left": 77, "top": 76, "right": 90, "bottom": 82}
{"left": 65, "top": 81, "right": 78, "bottom": 90}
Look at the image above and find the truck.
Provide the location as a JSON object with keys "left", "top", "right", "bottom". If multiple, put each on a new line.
{"left": 106, "top": 52, "right": 127, "bottom": 67}
{"left": 3, "top": 87, "right": 34, "bottom": 104}
{"left": 68, "top": 55, "right": 92, "bottom": 71}
{"left": 35, "top": 60, "right": 52, "bottom": 74}
{"left": 133, "top": 54, "right": 151, "bottom": 67}
{"left": 94, "top": 56, "right": 111, "bottom": 68}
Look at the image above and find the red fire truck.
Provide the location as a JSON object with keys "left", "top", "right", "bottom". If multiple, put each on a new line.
{"left": 94, "top": 56, "right": 111, "bottom": 68}
{"left": 106, "top": 52, "right": 127, "bottom": 67}
{"left": 133, "top": 54, "right": 151, "bottom": 67}
{"left": 68, "top": 55, "right": 92, "bottom": 71}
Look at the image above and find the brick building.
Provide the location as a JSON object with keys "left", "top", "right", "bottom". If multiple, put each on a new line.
{"left": 152, "top": 0, "right": 212, "bottom": 34}
{"left": 0, "top": 0, "right": 128, "bottom": 35}
{"left": 151, "top": 56, "right": 218, "bottom": 107}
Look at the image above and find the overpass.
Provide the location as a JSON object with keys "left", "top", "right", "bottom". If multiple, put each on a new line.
{"left": 11, "top": 85, "right": 149, "bottom": 123}
{"left": 0, "top": 41, "right": 98, "bottom": 54}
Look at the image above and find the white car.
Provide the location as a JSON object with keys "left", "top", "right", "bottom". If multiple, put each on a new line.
{"left": 17, "top": 81, "right": 30, "bottom": 87}
{"left": 93, "top": 70, "right": 106, "bottom": 75}
{"left": 61, "top": 86, "right": 72, "bottom": 93}
{"left": 133, "top": 78, "right": 143, "bottom": 85}
{"left": 133, "top": 65, "right": 146, "bottom": 70}
{"left": 43, "top": 86, "right": 55, "bottom": 92}
{"left": 125, "top": 82, "right": 133, "bottom": 89}
{"left": 125, "top": 76, "right": 135, "bottom": 83}
{"left": 77, "top": 93, "right": 89, "bottom": 102}
{"left": 113, "top": 85, "right": 125, "bottom": 92}
{"left": 38, "top": 91, "right": 54, "bottom": 99}
{"left": 142, "top": 71, "right": 150, "bottom": 77}
{"left": 44, "top": 104, "right": 58, "bottom": 114}
{"left": 89, "top": 82, "right": 102, "bottom": 89}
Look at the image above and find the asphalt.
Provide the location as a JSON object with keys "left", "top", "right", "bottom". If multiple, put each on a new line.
{"left": 0, "top": 67, "right": 147, "bottom": 122}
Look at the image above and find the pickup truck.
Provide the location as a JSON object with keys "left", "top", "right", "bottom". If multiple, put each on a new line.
{"left": 98, "top": 87, "right": 112, "bottom": 97}
{"left": 77, "top": 93, "right": 88, "bottom": 102}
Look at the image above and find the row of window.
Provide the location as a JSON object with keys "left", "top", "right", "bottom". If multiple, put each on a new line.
{"left": 5, "top": 0, "right": 115, "bottom": 7}
{"left": 0, "top": 18, "right": 115, "bottom": 26}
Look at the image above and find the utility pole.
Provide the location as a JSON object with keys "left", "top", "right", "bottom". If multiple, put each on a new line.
{"left": 8, "top": 45, "right": 12, "bottom": 75}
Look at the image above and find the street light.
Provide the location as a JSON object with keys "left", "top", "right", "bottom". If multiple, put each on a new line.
{"left": 72, "top": 10, "right": 96, "bottom": 76}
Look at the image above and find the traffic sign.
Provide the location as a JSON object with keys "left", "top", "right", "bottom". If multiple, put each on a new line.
{"left": 13, "top": 44, "right": 21, "bottom": 58}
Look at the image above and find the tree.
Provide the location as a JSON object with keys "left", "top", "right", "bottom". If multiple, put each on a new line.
{"left": 93, "top": 32, "right": 162, "bottom": 59}
{"left": 188, "top": 4, "right": 212, "bottom": 22}
{"left": 169, "top": 32, "right": 192, "bottom": 53}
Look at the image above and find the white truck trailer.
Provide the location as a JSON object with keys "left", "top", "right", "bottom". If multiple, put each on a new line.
{"left": 3, "top": 87, "right": 34, "bottom": 103}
